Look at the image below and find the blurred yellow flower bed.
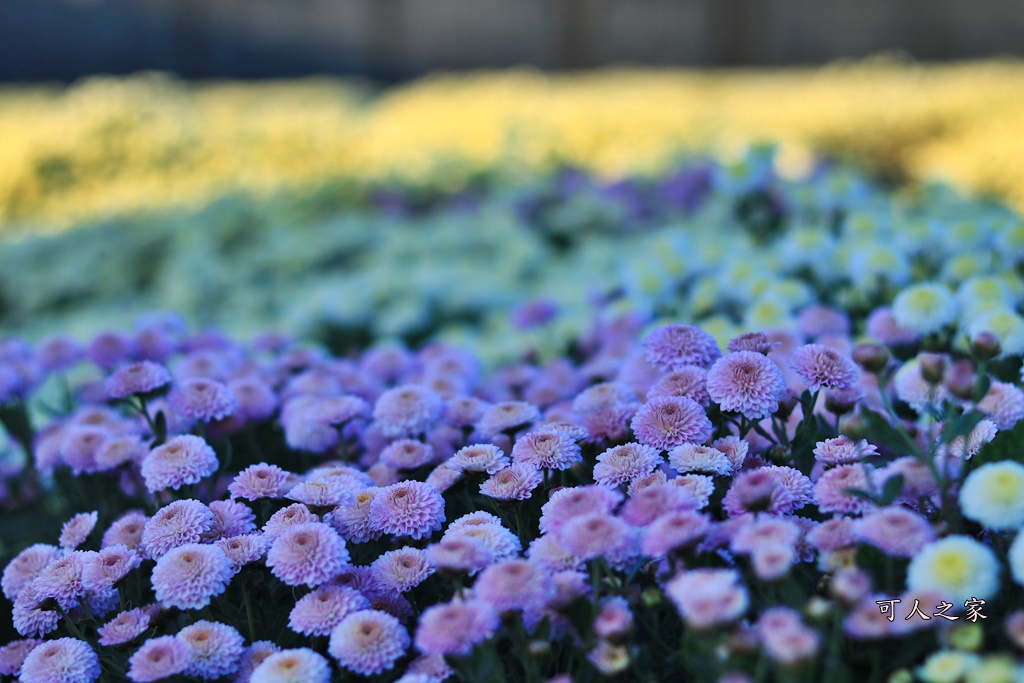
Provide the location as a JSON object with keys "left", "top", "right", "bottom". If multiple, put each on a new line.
{"left": 2, "top": 58, "right": 1023, "bottom": 229}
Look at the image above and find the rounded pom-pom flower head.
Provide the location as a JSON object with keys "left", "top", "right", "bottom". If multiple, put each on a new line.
{"left": 473, "top": 559, "right": 555, "bottom": 613}
{"left": 480, "top": 464, "right": 543, "bottom": 501}
{"left": 97, "top": 608, "right": 151, "bottom": 646}
{"left": 477, "top": 401, "right": 541, "bottom": 437}
{"left": 415, "top": 599, "right": 499, "bottom": 656}
{"left": 906, "top": 535, "right": 1000, "bottom": 604}
{"left": 643, "top": 324, "right": 722, "bottom": 371}
{"left": 229, "top": 462, "right": 290, "bottom": 501}
{"left": 666, "top": 569, "right": 748, "bottom": 631}
{"left": 141, "top": 435, "right": 219, "bottom": 493}
{"left": 151, "top": 543, "right": 234, "bottom": 610}
{"left": 128, "top": 636, "right": 191, "bottom": 683}
{"left": 290, "top": 584, "right": 370, "bottom": 637}
{"left": 789, "top": 344, "right": 859, "bottom": 392}
{"left": 728, "top": 332, "right": 781, "bottom": 355}
{"left": 20, "top": 637, "right": 100, "bottom": 683}
{"left": 511, "top": 430, "right": 582, "bottom": 470}
{"left": 448, "top": 444, "right": 508, "bottom": 475}
{"left": 177, "top": 620, "right": 245, "bottom": 679}
{"left": 892, "top": 282, "right": 958, "bottom": 334}
{"left": 2, "top": 544, "right": 60, "bottom": 601}
{"left": 59, "top": 511, "right": 98, "bottom": 551}
{"left": 251, "top": 649, "right": 331, "bottom": 683}
{"left": 141, "top": 499, "right": 214, "bottom": 558}
{"left": 960, "top": 461, "right": 1024, "bottom": 530}
{"left": 373, "top": 385, "right": 444, "bottom": 438}
{"left": 593, "top": 443, "right": 662, "bottom": 487}
{"left": 669, "top": 444, "right": 732, "bottom": 476}
{"left": 106, "top": 361, "right": 171, "bottom": 399}
{"left": 630, "top": 395, "right": 712, "bottom": 450}
{"left": 267, "top": 522, "right": 350, "bottom": 587}
{"left": 369, "top": 481, "right": 445, "bottom": 540}
{"left": 329, "top": 610, "right": 410, "bottom": 676}
{"left": 167, "top": 377, "right": 237, "bottom": 422}
{"left": 83, "top": 544, "right": 141, "bottom": 592}
{"left": 707, "top": 351, "right": 787, "bottom": 419}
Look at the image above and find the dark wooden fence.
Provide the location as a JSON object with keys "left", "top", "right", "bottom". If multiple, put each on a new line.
{"left": 2, "top": 0, "right": 1024, "bottom": 81}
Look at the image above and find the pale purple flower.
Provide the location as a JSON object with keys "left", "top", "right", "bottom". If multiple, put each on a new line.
{"left": 82, "top": 544, "right": 141, "bottom": 592}
{"left": 86, "top": 332, "right": 136, "bottom": 370}
{"left": 233, "top": 641, "right": 280, "bottom": 683}
{"left": 511, "top": 430, "right": 582, "bottom": 470}
{"left": 480, "top": 464, "right": 543, "bottom": 501}
{"left": 11, "top": 585, "right": 59, "bottom": 637}
{"left": 527, "top": 535, "right": 583, "bottom": 572}
{"left": 556, "top": 513, "right": 636, "bottom": 563}
{"left": 664, "top": 569, "right": 748, "bottom": 631}
{"left": 262, "top": 503, "right": 318, "bottom": 540}
{"left": 757, "top": 607, "right": 819, "bottom": 665}
{"left": 728, "top": 332, "right": 781, "bottom": 355}
{"left": 427, "top": 536, "right": 495, "bottom": 574}
{"left": 627, "top": 471, "right": 667, "bottom": 496}
{"left": 444, "top": 397, "right": 490, "bottom": 429}
{"left": 706, "top": 351, "right": 787, "bottom": 419}
{"left": 373, "top": 385, "right": 444, "bottom": 437}
{"left": 142, "top": 500, "right": 215, "bottom": 558}
{"left": 593, "top": 443, "right": 663, "bottom": 487}
{"left": 813, "top": 464, "right": 875, "bottom": 515}
{"left": 60, "top": 426, "right": 109, "bottom": 475}
{"left": 670, "top": 474, "right": 715, "bottom": 509}
{"left": 251, "top": 649, "right": 331, "bottom": 683}
{"left": 473, "top": 560, "right": 555, "bottom": 613}
{"left": 204, "top": 499, "right": 257, "bottom": 541}
{"left": 286, "top": 478, "right": 352, "bottom": 508}
{"left": 267, "top": 522, "right": 350, "bottom": 587}
{"left": 447, "top": 443, "right": 509, "bottom": 475}
{"left": 722, "top": 469, "right": 793, "bottom": 517}
{"left": 371, "top": 547, "right": 434, "bottom": 593}
{"left": 329, "top": 610, "right": 410, "bottom": 676}
{"left": 851, "top": 507, "right": 935, "bottom": 557}
{"left": 225, "top": 376, "right": 278, "bottom": 422}
{"left": 790, "top": 344, "right": 858, "bottom": 391}
{"left": 380, "top": 439, "right": 435, "bottom": 470}
{"left": 978, "top": 380, "right": 1024, "bottom": 430}
{"left": 668, "top": 443, "right": 732, "bottom": 476}
{"left": 58, "top": 511, "right": 98, "bottom": 552}
{"left": 539, "top": 485, "right": 623, "bottom": 535}
{"left": 643, "top": 324, "right": 721, "bottom": 371}
{"left": 229, "top": 462, "right": 290, "bottom": 501}
{"left": 141, "top": 435, "right": 219, "bottom": 493}
{"left": 0, "top": 638, "right": 40, "bottom": 677}
{"left": 31, "top": 550, "right": 92, "bottom": 609}
{"left": 215, "top": 534, "right": 270, "bottom": 570}
{"left": 807, "top": 517, "right": 856, "bottom": 553}
{"left": 368, "top": 481, "right": 446, "bottom": 540}
{"left": 167, "top": 377, "right": 236, "bottom": 422}
{"left": 630, "top": 396, "right": 711, "bottom": 450}
{"left": 866, "top": 307, "right": 919, "bottom": 346}
{"left": 151, "top": 543, "right": 234, "bottom": 610}
{"left": 289, "top": 584, "right": 370, "bottom": 636}
{"left": 843, "top": 595, "right": 914, "bottom": 640}
{"left": 20, "top": 637, "right": 100, "bottom": 683}
{"left": 619, "top": 483, "right": 699, "bottom": 526}
{"left": 572, "top": 382, "right": 638, "bottom": 413}
{"left": 178, "top": 620, "right": 245, "bottom": 679}
{"left": 642, "top": 510, "right": 710, "bottom": 556}
{"left": 102, "top": 511, "right": 148, "bottom": 551}
{"left": 424, "top": 463, "right": 463, "bottom": 493}
{"left": 647, "top": 366, "right": 710, "bottom": 406}
{"left": 414, "top": 599, "right": 499, "bottom": 656}
{"left": 764, "top": 465, "right": 814, "bottom": 511}
{"left": 37, "top": 336, "right": 83, "bottom": 373}
{"left": 731, "top": 517, "right": 802, "bottom": 554}
{"left": 98, "top": 608, "right": 151, "bottom": 646}
{"left": 814, "top": 436, "right": 878, "bottom": 466}
{"left": 128, "top": 636, "right": 191, "bottom": 682}
{"left": 594, "top": 596, "right": 633, "bottom": 639}
{"left": 477, "top": 401, "right": 541, "bottom": 437}
{"left": 106, "top": 361, "right": 171, "bottom": 399}
{"left": 96, "top": 435, "right": 146, "bottom": 470}
{"left": 326, "top": 489, "right": 381, "bottom": 544}
{"left": 444, "top": 523, "right": 521, "bottom": 562}
{"left": 829, "top": 568, "right": 872, "bottom": 604}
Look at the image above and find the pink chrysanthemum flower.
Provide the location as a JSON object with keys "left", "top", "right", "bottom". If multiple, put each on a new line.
{"left": 594, "top": 596, "right": 634, "bottom": 639}
{"left": 19, "top": 637, "right": 100, "bottom": 683}
{"left": 765, "top": 465, "right": 815, "bottom": 511}
{"left": 445, "top": 522, "right": 522, "bottom": 562}
{"left": 262, "top": 503, "right": 318, "bottom": 540}
{"left": 285, "top": 478, "right": 352, "bottom": 508}
{"left": 630, "top": 396, "right": 712, "bottom": 450}
{"left": 814, "top": 436, "right": 878, "bottom": 466}
{"left": 11, "top": 585, "right": 59, "bottom": 637}
{"left": 415, "top": 599, "right": 499, "bottom": 656}
{"left": 289, "top": 584, "right": 370, "bottom": 637}
{"left": 37, "top": 335, "right": 83, "bottom": 372}
{"left": 789, "top": 344, "right": 859, "bottom": 392}
{"left": 368, "top": 481, "right": 446, "bottom": 540}
{"left": 893, "top": 359, "right": 950, "bottom": 412}
{"left": 31, "top": 550, "right": 92, "bottom": 609}
{"left": 60, "top": 426, "right": 109, "bottom": 475}
{"left": 215, "top": 534, "right": 270, "bottom": 570}
{"left": 128, "top": 636, "right": 191, "bottom": 682}
{"left": 151, "top": 543, "right": 234, "bottom": 610}
{"left": 580, "top": 405, "right": 638, "bottom": 443}
{"left": 643, "top": 324, "right": 721, "bottom": 371}
{"left": 473, "top": 560, "right": 555, "bottom": 613}
{"left": 427, "top": 536, "right": 495, "bottom": 574}
{"left": 619, "top": 483, "right": 699, "bottom": 526}
{"left": 480, "top": 464, "right": 543, "bottom": 501}
{"left": 626, "top": 470, "right": 668, "bottom": 496}
{"left": 556, "top": 513, "right": 637, "bottom": 563}
{"left": 670, "top": 474, "right": 715, "bottom": 509}
{"left": 978, "top": 380, "right": 1024, "bottom": 430}
{"left": 2, "top": 544, "right": 58, "bottom": 602}
{"left": 102, "top": 511, "right": 147, "bottom": 551}
{"left": 305, "top": 395, "right": 371, "bottom": 427}
{"left": 511, "top": 430, "right": 582, "bottom": 470}
{"left": 593, "top": 443, "right": 663, "bottom": 487}
{"left": 236, "top": 641, "right": 281, "bottom": 683}
{"left": 96, "top": 435, "right": 146, "bottom": 470}
{"left": 229, "top": 462, "right": 290, "bottom": 501}
{"left": 526, "top": 535, "right": 583, "bottom": 573}
{"left": 647, "top": 366, "right": 711, "bottom": 406}
{"left": 706, "top": 351, "right": 787, "bottom": 419}
{"left": 572, "top": 382, "right": 637, "bottom": 413}
{"left": 141, "top": 435, "right": 219, "bottom": 493}
{"left": 829, "top": 568, "right": 872, "bottom": 604}
{"left": 226, "top": 376, "right": 278, "bottom": 422}
{"left": 267, "top": 522, "right": 350, "bottom": 587}
{"left": 203, "top": 499, "right": 256, "bottom": 541}
{"left": 807, "top": 517, "right": 855, "bottom": 552}
{"left": 86, "top": 332, "right": 136, "bottom": 370}
{"left": 865, "top": 306, "right": 919, "bottom": 346}
{"left": 371, "top": 547, "right": 434, "bottom": 593}
{"left": 728, "top": 332, "right": 781, "bottom": 355}
{"left": 641, "top": 510, "right": 710, "bottom": 556}
{"left": 106, "top": 361, "right": 172, "bottom": 399}
{"left": 0, "top": 638, "right": 40, "bottom": 677}
{"left": 722, "top": 469, "right": 794, "bottom": 517}
{"left": 98, "top": 608, "right": 151, "bottom": 646}
{"left": 178, "top": 620, "right": 244, "bottom": 679}
{"left": 251, "top": 649, "right": 331, "bottom": 683}
{"left": 731, "top": 517, "right": 802, "bottom": 555}
{"left": 329, "top": 610, "right": 410, "bottom": 676}
{"left": 936, "top": 419, "right": 998, "bottom": 460}
{"left": 843, "top": 595, "right": 914, "bottom": 640}
{"left": 325, "top": 489, "right": 381, "bottom": 544}
{"left": 419, "top": 464, "right": 459, "bottom": 493}
{"left": 851, "top": 507, "right": 935, "bottom": 557}
{"left": 757, "top": 607, "right": 820, "bottom": 665}
{"left": 476, "top": 401, "right": 541, "bottom": 437}
{"left": 813, "top": 465, "right": 875, "bottom": 515}
{"left": 539, "top": 485, "right": 623, "bottom": 535}
{"left": 447, "top": 444, "right": 509, "bottom": 475}
{"left": 668, "top": 444, "right": 732, "bottom": 476}
{"left": 380, "top": 439, "right": 435, "bottom": 470}
{"left": 167, "top": 377, "right": 237, "bottom": 422}
{"left": 373, "top": 385, "right": 444, "bottom": 437}
{"left": 82, "top": 544, "right": 141, "bottom": 592}
{"left": 142, "top": 500, "right": 215, "bottom": 559}
{"left": 665, "top": 569, "right": 748, "bottom": 631}
{"left": 443, "top": 397, "right": 490, "bottom": 429}
{"left": 58, "top": 510, "right": 97, "bottom": 552}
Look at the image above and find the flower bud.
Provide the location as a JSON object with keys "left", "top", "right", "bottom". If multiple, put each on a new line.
{"left": 971, "top": 331, "right": 1002, "bottom": 361}
{"left": 943, "top": 359, "right": 977, "bottom": 401}
{"left": 852, "top": 343, "right": 890, "bottom": 374}
{"left": 918, "top": 353, "right": 946, "bottom": 385}
{"left": 825, "top": 387, "right": 860, "bottom": 416}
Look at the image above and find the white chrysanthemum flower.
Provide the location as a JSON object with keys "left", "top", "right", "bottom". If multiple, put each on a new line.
{"left": 892, "top": 283, "right": 958, "bottom": 334}
{"left": 941, "top": 252, "right": 992, "bottom": 285}
{"left": 917, "top": 650, "right": 981, "bottom": 683}
{"left": 1008, "top": 532, "right": 1024, "bottom": 587}
{"left": 956, "top": 276, "right": 1016, "bottom": 317}
{"left": 968, "top": 309, "right": 1024, "bottom": 357}
{"left": 742, "top": 297, "right": 795, "bottom": 331}
{"left": 847, "top": 244, "right": 912, "bottom": 292}
{"left": 936, "top": 419, "right": 997, "bottom": 460}
{"left": 906, "top": 536, "right": 1000, "bottom": 605}
{"left": 960, "top": 461, "right": 1024, "bottom": 530}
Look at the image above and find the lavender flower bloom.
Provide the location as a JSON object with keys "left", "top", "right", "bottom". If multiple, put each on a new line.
{"left": 290, "top": 585, "right": 370, "bottom": 636}
{"left": 851, "top": 507, "right": 935, "bottom": 557}
{"left": 37, "top": 336, "right": 83, "bottom": 373}
{"left": 204, "top": 500, "right": 257, "bottom": 541}
{"left": 630, "top": 396, "right": 712, "bottom": 450}
{"left": 978, "top": 380, "right": 1024, "bottom": 430}
{"left": 444, "top": 519, "right": 521, "bottom": 562}
{"left": 814, "top": 436, "right": 878, "bottom": 466}
{"left": 789, "top": 344, "right": 858, "bottom": 392}
{"left": 647, "top": 366, "right": 711, "bottom": 406}
{"left": 526, "top": 535, "right": 584, "bottom": 573}
{"left": 20, "top": 638, "right": 100, "bottom": 683}
{"left": 813, "top": 465, "right": 874, "bottom": 515}
{"left": 473, "top": 560, "right": 555, "bottom": 614}
{"left": 229, "top": 462, "right": 290, "bottom": 501}
{"left": 427, "top": 536, "right": 495, "bottom": 574}
{"left": 539, "top": 485, "right": 623, "bottom": 535}
{"left": 96, "top": 435, "right": 146, "bottom": 470}
{"left": 668, "top": 444, "right": 733, "bottom": 476}
{"left": 151, "top": 544, "right": 234, "bottom": 610}
{"left": 415, "top": 599, "right": 500, "bottom": 656}
{"left": 12, "top": 585, "right": 59, "bottom": 637}
{"left": 235, "top": 641, "right": 281, "bottom": 683}
{"left": 227, "top": 377, "right": 279, "bottom": 422}
{"left": 262, "top": 503, "right": 318, "bottom": 540}
{"left": 326, "top": 489, "right": 382, "bottom": 544}
{"left": 267, "top": 522, "right": 350, "bottom": 587}
{"left": 642, "top": 510, "right": 710, "bottom": 556}
{"left": 167, "top": 378, "right": 237, "bottom": 422}
{"left": 371, "top": 547, "right": 434, "bottom": 593}
{"left": 665, "top": 569, "right": 748, "bottom": 631}
{"left": 728, "top": 332, "right": 781, "bottom": 355}
{"left": 141, "top": 435, "right": 219, "bottom": 493}
{"left": 329, "top": 610, "right": 410, "bottom": 676}
{"left": 706, "top": 351, "right": 787, "bottom": 419}
{"left": 511, "top": 431, "right": 582, "bottom": 470}
{"left": 98, "top": 608, "right": 151, "bottom": 646}
{"left": 102, "top": 510, "right": 148, "bottom": 550}
{"left": 369, "top": 481, "right": 446, "bottom": 540}
{"left": 60, "top": 426, "right": 110, "bottom": 475}
{"left": 712, "top": 436, "right": 749, "bottom": 471}
{"left": 380, "top": 439, "right": 436, "bottom": 470}
{"left": 643, "top": 324, "right": 721, "bottom": 371}
{"left": 593, "top": 443, "right": 663, "bottom": 488}
{"left": 106, "top": 361, "right": 172, "bottom": 399}
{"left": 619, "top": 484, "right": 699, "bottom": 527}
{"left": 31, "top": 550, "right": 93, "bottom": 609}
{"left": 447, "top": 444, "right": 509, "bottom": 475}
{"left": 82, "top": 545, "right": 141, "bottom": 592}
{"left": 86, "top": 332, "right": 137, "bottom": 370}
{"left": 373, "top": 385, "right": 444, "bottom": 437}
{"left": 215, "top": 534, "right": 270, "bottom": 570}
{"left": 556, "top": 513, "right": 636, "bottom": 563}
{"left": 128, "top": 636, "right": 192, "bottom": 682}
{"left": 2, "top": 544, "right": 60, "bottom": 601}
{"left": 142, "top": 500, "right": 215, "bottom": 559}
{"left": 512, "top": 299, "right": 560, "bottom": 330}
{"left": 251, "top": 649, "right": 331, "bottom": 683}
{"left": 477, "top": 401, "right": 541, "bottom": 436}
{"left": 722, "top": 469, "right": 793, "bottom": 517}
{"left": 480, "top": 462, "right": 543, "bottom": 500}
{"left": 178, "top": 620, "right": 245, "bottom": 679}
{"left": 56, "top": 511, "right": 97, "bottom": 552}
{"left": 0, "top": 639, "right": 40, "bottom": 677}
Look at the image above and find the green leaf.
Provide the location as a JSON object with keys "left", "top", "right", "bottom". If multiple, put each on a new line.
{"left": 859, "top": 409, "right": 920, "bottom": 457}
{"left": 879, "top": 473, "right": 905, "bottom": 506}
{"left": 152, "top": 410, "right": 167, "bottom": 446}
{"left": 940, "top": 411, "right": 985, "bottom": 445}
{"left": 843, "top": 487, "right": 877, "bottom": 503}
